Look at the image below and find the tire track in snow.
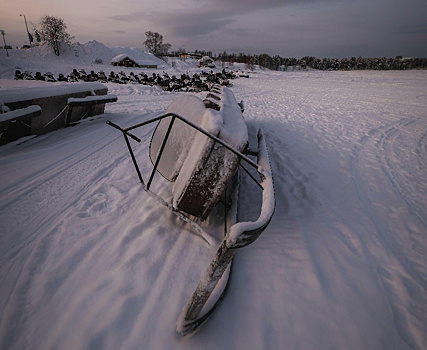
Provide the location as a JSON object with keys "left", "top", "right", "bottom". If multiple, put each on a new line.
{"left": 375, "top": 117, "right": 426, "bottom": 227}
{"left": 0, "top": 133, "right": 124, "bottom": 258}
{"left": 0, "top": 124, "right": 123, "bottom": 210}
{"left": 0, "top": 111, "right": 157, "bottom": 253}
{"left": 77, "top": 204, "right": 217, "bottom": 349}
{"left": 350, "top": 116, "right": 426, "bottom": 260}
{"left": 0, "top": 112, "right": 161, "bottom": 350}
{"left": 236, "top": 73, "right": 426, "bottom": 349}
{"left": 1, "top": 124, "right": 158, "bottom": 349}
{"left": 0, "top": 150, "right": 136, "bottom": 350}
{"left": 3, "top": 130, "right": 153, "bottom": 265}
{"left": 349, "top": 116, "right": 427, "bottom": 349}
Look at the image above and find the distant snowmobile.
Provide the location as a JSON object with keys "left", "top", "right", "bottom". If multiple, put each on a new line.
{"left": 44, "top": 72, "right": 56, "bottom": 82}
{"left": 14, "top": 70, "right": 23, "bottom": 80}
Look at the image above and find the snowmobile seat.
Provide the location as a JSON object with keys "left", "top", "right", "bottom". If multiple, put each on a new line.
{"left": 149, "top": 85, "right": 248, "bottom": 220}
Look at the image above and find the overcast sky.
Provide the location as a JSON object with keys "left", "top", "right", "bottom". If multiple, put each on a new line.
{"left": 1, "top": 0, "right": 426, "bottom": 58}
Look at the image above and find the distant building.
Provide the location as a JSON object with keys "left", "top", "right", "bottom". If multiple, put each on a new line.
{"left": 111, "top": 54, "right": 138, "bottom": 67}
{"left": 111, "top": 54, "right": 158, "bottom": 68}
{"left": 199, "top": 56, "right": 215, "bottom": 68}
{"left": 178, "top": 52, "right": 202, "bottom": 59}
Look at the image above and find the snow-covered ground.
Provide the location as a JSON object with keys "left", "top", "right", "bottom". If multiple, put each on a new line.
{"left": 0, "top": 44, "right": 426, "bottom": 350}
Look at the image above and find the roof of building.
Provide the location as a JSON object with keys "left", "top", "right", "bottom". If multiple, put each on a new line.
{"left": 111, "top": 54, "right": 133, "bottom": 63}
{"left": 111, "top": 54, "right": 158, "bottom": 66}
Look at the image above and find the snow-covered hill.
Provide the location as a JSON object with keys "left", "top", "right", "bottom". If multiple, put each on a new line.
{"left": 0, "top": 44, "right": 426, "bottom": 350}
{"left": 3, "top": 40, "right": 165, "bottom": 65}
{"left": 0, "top": 40, "right": 181, "bottom": 81}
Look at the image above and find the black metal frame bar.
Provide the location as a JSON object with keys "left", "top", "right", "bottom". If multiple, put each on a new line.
{"left": 147, "top": 116, "right": 176, "bottom": 190}
{"left": 106, "top": 112, "right": 263, "bottom": 190}
{"left": 124, "top": 113, "right": 258, "bottom": 169}
{"left": 124, "top": 133, "right": 144, "bottom": 185}
{"left": 240, "top": 163, "right": 263, "bottom": 190}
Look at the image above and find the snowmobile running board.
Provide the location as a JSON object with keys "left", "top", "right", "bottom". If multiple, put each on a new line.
{"left": 106, "top": 87, "right": 275, "bottom": 335}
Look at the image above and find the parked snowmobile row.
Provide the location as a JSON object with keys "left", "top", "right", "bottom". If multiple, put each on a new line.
{"left": 14, "top": 69, "right": 237, "bottom": 92}
{"left": 13, "top": 70, "right": 63, "bottom": 82}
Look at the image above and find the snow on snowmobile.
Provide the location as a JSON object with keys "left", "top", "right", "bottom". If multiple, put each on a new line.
{"left": 107, "top": 84, "right": 275, "bottom": 335}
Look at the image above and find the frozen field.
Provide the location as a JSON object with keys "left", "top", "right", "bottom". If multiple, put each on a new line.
{"left": 0, "top": 67, "right": 426, "bottom": 349}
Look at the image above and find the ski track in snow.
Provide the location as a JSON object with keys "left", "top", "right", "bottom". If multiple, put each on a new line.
{"left": 1, "top": 71, "right": 426, "bottom": 350}
{"left": 349, "top": 116, "right": 426, "bottom": 349}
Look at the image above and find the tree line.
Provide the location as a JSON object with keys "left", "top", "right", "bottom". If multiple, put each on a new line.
{"left": 214, "top": 52, "right": 427, "bottom": 71}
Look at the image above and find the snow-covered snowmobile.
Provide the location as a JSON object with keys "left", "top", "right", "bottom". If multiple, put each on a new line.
{"left": 34, "top": 72, "right": 45, "bottom": 81}
{"left": 57, "top": 73, "right": 68, "bottom": 82}
{"left": 14, "top": 70, "right": 23, "bottom": 80}
{"left": 97, "top": 70, "right": 108, "bottom": 83}
{"left": 44, "top": 72, "right": 56, "bottom": 82}
{"left": 107, "top": 85, "right": 275, "bottom": 335}
{"left": 22, "top": 71, "right": 35, "bottom": 80}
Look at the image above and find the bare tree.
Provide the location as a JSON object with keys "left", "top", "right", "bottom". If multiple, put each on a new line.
{"left": 143, "top": 31, "right": 171, "bottom": 58}
{"left": 39, "top": 15, "right": 73, "bottom": 56}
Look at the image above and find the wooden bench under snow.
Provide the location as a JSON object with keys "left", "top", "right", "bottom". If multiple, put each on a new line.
{"left": 0, "top": 105, "right": 42, "bottom": 145}
{"left": 66, "top": 95, "right": 117, "bottom": 125}
{"left": 0, "top": 105, "right": 42, "bottom": 124}
{"left": 0, "top": 83, "right": 116, "bottom": 144}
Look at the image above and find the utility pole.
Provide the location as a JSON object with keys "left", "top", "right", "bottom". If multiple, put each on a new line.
{"left": 0, "top": 30, "right": 9, "bottom": 57}
{"left": 20, "top": 14, "right": 33, "bottom": 46}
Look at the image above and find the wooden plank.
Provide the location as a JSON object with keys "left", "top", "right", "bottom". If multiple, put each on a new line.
{"left": 67, "top": 95, "right": 118, "bottom": 107}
